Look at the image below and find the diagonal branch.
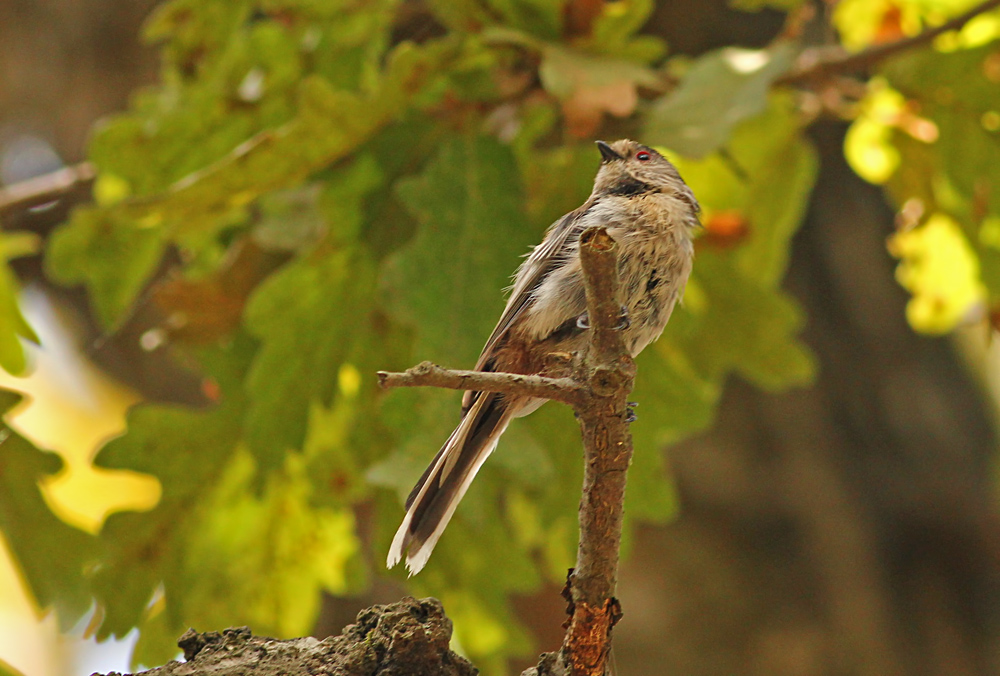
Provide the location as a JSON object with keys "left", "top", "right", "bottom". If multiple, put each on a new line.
{"left": 779, "top": 0, "right": 1000, "bottom": 86}
{"left": 0, "top": 162, "right": 96, "bottom": 227}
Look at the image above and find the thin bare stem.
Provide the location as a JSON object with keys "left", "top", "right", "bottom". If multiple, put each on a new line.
{"left": 377, "top": 361, "right": 584, "bottom": 407}
{"left": 0, "top": 162, "right": 96, "bottom": 226}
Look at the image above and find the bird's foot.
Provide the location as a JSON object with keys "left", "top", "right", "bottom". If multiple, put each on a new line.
{"left": 544, "top": 350, "right": 574, "bottom": 367}
{"left": 575, "top": 307, "right": 629, "bottom": 330}
{"left": 625, "top": 401, "right": 638, "bottom": 423}
{"left": 616, "top": 306, "right": 630, "bottom": 330}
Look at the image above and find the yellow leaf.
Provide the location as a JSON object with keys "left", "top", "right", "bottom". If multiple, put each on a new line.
{"left": 845, "top": 83, "right": 905, "bottom": 184}
{"left": 93, "top": 173, "right": 131, "bottom": 206}
{"left": 890, "top": 213, "right": 986, "bottom": 333}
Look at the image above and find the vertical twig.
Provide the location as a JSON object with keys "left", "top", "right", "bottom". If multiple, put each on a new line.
{"left": 379, "top": 227, "right": 638, "bottom": 676}
{"left": 559, "top": 227, "right": 635, "bottom": 676}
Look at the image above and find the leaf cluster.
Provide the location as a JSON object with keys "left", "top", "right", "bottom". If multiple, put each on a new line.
{"left": 840, "top": 0, "right": 1000, "bottom": 333}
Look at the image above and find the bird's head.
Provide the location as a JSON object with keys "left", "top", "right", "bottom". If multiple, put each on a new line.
{"left": 591, "top": 139, "right": 692, "bottom": 202}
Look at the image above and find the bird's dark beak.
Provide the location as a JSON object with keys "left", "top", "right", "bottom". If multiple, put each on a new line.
{"left": 596, "top": 140, "right": 622, "bottom": 163}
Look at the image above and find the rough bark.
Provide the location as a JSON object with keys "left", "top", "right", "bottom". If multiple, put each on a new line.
{"left": 93, "top": 597, "right": 476, "bottom": 676}
{"left": 554, "top": 228, "right": 634, "bottom": 676}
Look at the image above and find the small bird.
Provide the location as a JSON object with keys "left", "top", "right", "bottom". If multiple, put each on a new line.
{"left": 387, "top": 140, "right": 700, "bottom": 575}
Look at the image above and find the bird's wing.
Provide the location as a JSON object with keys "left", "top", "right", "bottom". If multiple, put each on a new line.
{"left": 461, "top": 202, "right": 590, "bottom": 412}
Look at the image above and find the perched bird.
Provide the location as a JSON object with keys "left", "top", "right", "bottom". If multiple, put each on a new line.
{"left": 387, "top": 140, "right": 700, "bottom": 575}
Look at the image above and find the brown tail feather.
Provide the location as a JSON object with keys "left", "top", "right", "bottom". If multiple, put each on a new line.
{"left": 387, "top": 393, "right": 514, "bottom": 575}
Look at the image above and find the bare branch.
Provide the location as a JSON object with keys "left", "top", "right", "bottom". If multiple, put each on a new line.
{"left": 578, "top": 227, "right": 628, "bottom": 367}
{"left": 0, "top": 162, "right": 96, "bottom": 226}
{"left": 554, "top": 227, "right": 635, "bottom": 676}
{"left": 377, "top": 361, "right": 585, "bottom": 407}
{"left": 779, "top": 0, "right": 1000, "bottom": 86}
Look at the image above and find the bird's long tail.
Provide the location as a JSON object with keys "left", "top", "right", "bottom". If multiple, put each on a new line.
{"left": 387, "top": 392, "right": 514, "bottom": 575}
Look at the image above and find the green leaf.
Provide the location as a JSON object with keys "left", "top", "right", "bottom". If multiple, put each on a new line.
{"left": 57, "top": 32, "right": 468, "bottom": 330}
{"left": 883, "top": 41, "right": 1000, "bottom": 201}
{"left": 108, "top": 38, "right": 464, "bottom": 234}
{"left": 677, "top": 252, "right": 815, "bottom": 389}
{"left": 0, "top": 657, "right": 26, "bottom": 676}
{"left": 252, "top": 184, "right": 328, "bottom": 253}
{"left": 486, "top": 0, "right": 565, "bottom": 41}
{"left": 668, "top": 93, "right": 819, "bottom": 285}
{"left": 654, "top": 95, "right": 817, "bottom": 388}
{"left": 730, "top": 0, "right": 804, "bottom": 10}
{"left": 0, "top": 235, "right": 40, "bottom": 374}
{"left": 623, "top": 343, "right": 718, "bottom": 522}
{"left": 485, "top": 28, "right": 661, "bottom": 135}
{"left": 518, "top": 142, "right": 599, "bottom": 228}
{"left": 93, "top": 332, "right": 365, "bottom": 660}
{"left": 538, "top": 43, "right": 661, "bottom": 99}
{"left": 129, "top": 604, "right": 181, "bottom": 671}
{"left": 385, "top": 133, "right": 538, "bottom": 366}
{"left": 45, "top": 208, "right": 166, "bottom": 328}
{"left": 143, "top": 0, "right": 253, "bottom": 73}
{"left": 91, "top": 340, "right": 251, "bottom": 640}
{"left": 645, "top": 42, "right": 797, "bottom": 158}
{"left": 168, "top": 449, "right": 362, "bottom": 636}
{"left": 377, "top": 134, "right": 567, "bottom": 670}
{"left": 589, "top": 0, "right": 666, "bottom": 62}
{"left": 0, "top": 389, "right": 97, "bottom": 626}
{"left": 243, "top": 245, "right": 377, "bottom": 472}
{"left": 241, "top": 152, "right": 387, "bottom": 479}
{"left": 873, "top": 42, "right": 1000, "bottom": 317}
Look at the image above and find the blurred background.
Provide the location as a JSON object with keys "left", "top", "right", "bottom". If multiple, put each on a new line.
{"left": 1, "top": 0, "right": 1000, "bottom": 675}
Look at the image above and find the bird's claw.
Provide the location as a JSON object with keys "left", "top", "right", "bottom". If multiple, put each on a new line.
{"left": 625, "top": 401, "right": 638, "bottom": 423}
{"left": 616, "top": 306, "right": 630, "bottom": 330}
{"left": 576, "top": 307, "right": 629, "bottom": 331}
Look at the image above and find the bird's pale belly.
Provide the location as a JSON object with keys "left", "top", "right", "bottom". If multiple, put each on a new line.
{"left": 615, "top": 235, "right": 693, "bottom": 356}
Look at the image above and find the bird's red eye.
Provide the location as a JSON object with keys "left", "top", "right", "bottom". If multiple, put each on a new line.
{"left": 636, "top": 151, "right": 651, "bottom": 161}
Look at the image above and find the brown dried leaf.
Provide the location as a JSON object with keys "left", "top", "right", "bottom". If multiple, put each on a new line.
{"left": 561, "top": 80, "right": 638, "bottom": 137}
{"left": 539, "top": 45, "right": 658, "bottom": 138}
{"left": 153, "top": 239, "right": 287, "bottom": 344}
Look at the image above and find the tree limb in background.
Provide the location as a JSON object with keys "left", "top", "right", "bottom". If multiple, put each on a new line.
{"left": 780, "top": 0, "right": 1000, "bottom": 86}
{"left": 0, "top": 162, "right": 95, "bottom": 228}
{"left": 379, "top": 227, "right": 636, "bottom": 676}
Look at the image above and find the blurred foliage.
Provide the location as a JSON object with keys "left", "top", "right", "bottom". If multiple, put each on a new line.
{"left": 0, "top": 0, "right": 998, "bottom": 672}
{"left": 0, "top": 233, "right": 39, "bottom": 374}
{"left": 0, "top": 391, "right": 96, "bottom": 626}
{"left": 0, "top": 657, "right": 25, "bottom": 676}
{"left": 844, "top": 13, "right": 1000, "bottom": 334}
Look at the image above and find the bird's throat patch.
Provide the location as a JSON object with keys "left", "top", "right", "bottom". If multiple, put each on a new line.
{"left": 607, "top": 177, "right": 659, "bottom": 197}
